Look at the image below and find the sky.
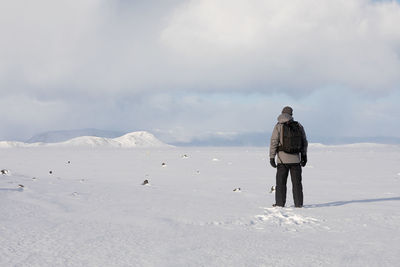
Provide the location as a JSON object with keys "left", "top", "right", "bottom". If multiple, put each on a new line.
{"left": 1, "top": 0, "right": 400, "bottom": 144}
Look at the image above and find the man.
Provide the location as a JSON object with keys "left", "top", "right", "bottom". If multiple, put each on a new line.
{"left": 269, "top": 106, "right": 308, "bottom": 208}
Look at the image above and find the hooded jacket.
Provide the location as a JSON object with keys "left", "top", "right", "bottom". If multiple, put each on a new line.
{"left": 269, "top": 113, "right": 308, "bottom": 164}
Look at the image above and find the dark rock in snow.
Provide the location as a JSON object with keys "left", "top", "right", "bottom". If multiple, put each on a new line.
{"left": 269, "top": 186, "right": 276, "bottom": 193}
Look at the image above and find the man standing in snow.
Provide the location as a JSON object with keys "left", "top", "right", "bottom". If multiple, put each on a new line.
{"left": 269, "top": 106, "right": 308, "bottom": 208}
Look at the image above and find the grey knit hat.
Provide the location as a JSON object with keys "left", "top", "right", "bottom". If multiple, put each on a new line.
{"left": 282, "top": 106, "right": 293, "bottom": 115}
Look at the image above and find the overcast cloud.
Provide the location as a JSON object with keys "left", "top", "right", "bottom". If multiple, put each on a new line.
{"left": 1, "top": 0, "right": 400, "bottom": 143}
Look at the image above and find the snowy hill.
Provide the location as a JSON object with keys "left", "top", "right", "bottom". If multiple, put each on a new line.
{"left": 26, "top": 129, "right": 125, "bottom": 143}
{"left": 113, "top": 131, "right": 168, "bottom": 147}
{"left": 0, "top": 141, "right": 30, "bottom": 148}
{"left": 0, "top": 131, "right": 169, "bottom": 148}
{"left": 48, "top": 136, "right": 120, "bottom": 147}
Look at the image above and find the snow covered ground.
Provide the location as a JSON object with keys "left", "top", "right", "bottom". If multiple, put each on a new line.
{"left": 1, "top": 144, "right": 399, "bottom": 266}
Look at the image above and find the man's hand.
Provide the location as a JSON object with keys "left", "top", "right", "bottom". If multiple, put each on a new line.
{"left": 270, "top": 158, "right": 277, "bottom": 168}
{"left": 301, "top": 154, "right": 307, "bottom": 167}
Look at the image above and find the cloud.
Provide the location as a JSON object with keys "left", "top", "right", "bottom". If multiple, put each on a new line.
{"left": 1, "top": 0, "right": 400, "bottom": 142}
{"left": 0, "top": 94, "right": 68, "bottom": 139}
{"left": 161, "top": 0, "right": 400, "bottom": 94}
{"left": 1, "top": 0, "right": 399, "bottom": 98}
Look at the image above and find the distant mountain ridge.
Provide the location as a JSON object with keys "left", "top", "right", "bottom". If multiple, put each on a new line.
{"left": 26, "top": 129, "right": 125, "bottom": 143}
{"left": 0, "top": 131, "right": 170, "bottom": 148}
{"left": 169, "top": 132, "right": 400, "bottom": 146}
{"left": 2, "top": 128, "right": 399, "bottom": 147}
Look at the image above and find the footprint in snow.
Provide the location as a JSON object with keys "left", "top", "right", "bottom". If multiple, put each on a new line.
{"left": 255, "top": 207, "right": 322, "bottom": 231}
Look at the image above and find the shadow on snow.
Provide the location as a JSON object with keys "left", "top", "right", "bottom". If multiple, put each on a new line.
{"left": 306, "top": 197, "right": 400, "bottom": 208}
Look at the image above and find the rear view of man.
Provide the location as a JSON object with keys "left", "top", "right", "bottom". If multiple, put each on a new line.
{"left": 269, "top": 106, "right": 308, "bottom": 208}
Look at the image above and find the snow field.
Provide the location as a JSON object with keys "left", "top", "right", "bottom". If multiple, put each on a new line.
{"left": 1, "top": 145, "right": 400, "bottom": 266}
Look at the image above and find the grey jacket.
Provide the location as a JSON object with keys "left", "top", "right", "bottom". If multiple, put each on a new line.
{"left": 269, "top": 113, "right": 308, "bottom": 164}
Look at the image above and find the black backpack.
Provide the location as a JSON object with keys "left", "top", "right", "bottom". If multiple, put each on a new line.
{"left": 279, "top": 121, "right": 304, "bottom": 154}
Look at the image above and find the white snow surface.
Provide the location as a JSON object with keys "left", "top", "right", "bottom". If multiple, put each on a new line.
{"left": 0, "top": 131, "right": 169, "bottom": 148}
{"left": 1, "top": 145, "right": 400, "bottom": 266}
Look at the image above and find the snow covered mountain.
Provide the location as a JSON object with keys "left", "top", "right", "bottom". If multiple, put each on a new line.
{"left": 0, "top": 131, "right": 170, "bottom": 148}
{"left": 0, "top": 141, "right": 27, "bottom": 148}
{"left": 26, "top": 129, "right": 125, "bottom": 143}
{"left": 113, "top": 131, "right": 169, "bottom": 147}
